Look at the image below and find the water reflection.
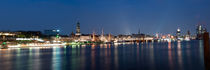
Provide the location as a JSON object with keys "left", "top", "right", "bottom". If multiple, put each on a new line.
{"left": 114, "top": 44, "right": 119, "bottom": 70}
{"left": 52, "top": 47, "right": 61, "bottom": 70}
{"left": 0, "top": 41, "right": 206, "bottom": 70}
{"left": 199, "top": 40, "right": 204, "bottom": 68}
{"left": 91, "top": 44, "right": 96, "bottom": 70}
{"left": 177, "top": 41, "right": 183, "bottom": 69}
{"left": 168, "top": 42, "right": 174, "bottom": 69}
{"left": 0, "top": 49, "right": 12, "bottom": 70}
{"left": 33, "top": 48, "right": 40, "bottom": 70}
{"left": 15, "top": 48, "right": 21, "bottom": 70}
{"left": 149, "top": 43, "right": 155, "bottom": 70}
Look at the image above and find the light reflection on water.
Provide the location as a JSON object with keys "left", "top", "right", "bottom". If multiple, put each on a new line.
{"left": 0, "top": 40, "right": 206, "bottom": 70}
{"left": 177, "top": 41, "right": 183, "bottom": 69}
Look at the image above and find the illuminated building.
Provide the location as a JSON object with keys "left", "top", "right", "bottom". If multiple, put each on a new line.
{"left": 1, "top": 31, "right": 44, "bottom": 42}
{"left": 16, "top": 38, "right": 44, "bottom": 42}
{"left": 79, "top": 34, "right": 92, "bottom": 41}
{"left": 155, "top": 33, "right": 159, "bottom": 39}
{"left": 184, "top": 30, "right": 191, "bottom": 41}
{"left": 99, "top": 29, "right": 106, "bottom": 42}
{"left": 71, "top": 33, "right": 92, "bottom": 42}
{"left": 71, "top": 22, "right": 99, "bottom": 42}
{"left": 0, "top": 31, "right": 17, "bottom": 41}
{"left": 0, "top": 32, "right": 16, "bottom": 36}
{"left": 16, "top": 31, "right": 42, "bottom": 38}
{"left": 176, "top": 28, "right": 183, "bottom": 40}
{"left": 92, "top": 32, "right": 96, "bottom": 41}
{"left": 44, "top": 29, "right": 60, "bottom": 36}
{"left": 115, "top": 34, "right": 153, "bottom": 43}
{"left": 196, "top": 25, "right": 207, "bottom": 40}
{"left": 75, "top": 21, "right": 81, "bottom": 36}
{"left": 196, "top": 25, "right": 202, "bottom": 39}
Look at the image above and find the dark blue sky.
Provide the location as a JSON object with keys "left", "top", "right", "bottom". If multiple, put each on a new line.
{"left": 0, "top": 0, "right": 210, "bottom": 35}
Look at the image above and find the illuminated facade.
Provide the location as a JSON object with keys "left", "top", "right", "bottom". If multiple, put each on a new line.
{"left": 176, "top": 28, "right": 183, "bottom": 40}
{"left": 196, "top": 25, "right": 207, "bottom": 39}
{"left": 75, "top": 21, "right": 81, "bottom": 36}
{"left": 0, "top": 32, "right": 17, "bottom": 41}
{"left": 44, "top": 29, "right": 60, "bottom": 36}
{"left": 184, "top": 30, "right": 191, "bottom": 41}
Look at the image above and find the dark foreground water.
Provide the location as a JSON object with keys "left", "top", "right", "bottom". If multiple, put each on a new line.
{"left": 0, "top": 40, "right": 208, "bottom": 70}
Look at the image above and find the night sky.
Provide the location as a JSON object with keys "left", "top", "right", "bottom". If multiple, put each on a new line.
{"left": 0, "top": 0, "right": 210, "bottom": 35}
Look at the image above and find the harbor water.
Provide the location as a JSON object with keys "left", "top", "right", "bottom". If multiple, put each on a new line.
{"left": 0, "top": 40, "right": 208, "bottom": 70}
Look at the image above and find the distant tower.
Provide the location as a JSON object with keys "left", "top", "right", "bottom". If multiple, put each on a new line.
{"left": 155, "top": 33, "right": 159, "bottom": 39}
{"left": 92, "top": 31, "right": 96, "bottom": 42}
{"left": 176, "top": 28, "right": 181, "bottom": 38}
{"left": 108, "top": 33, "right": 111, "bottom": 42}
{"left": 138, "top": 25, "right": 140, "bottom": 34}
{"left": 196, "top": 25, "right": 206, "bottom": 39}
{"left": 100, "top": 28, "right": 105, "bottom": 42}
{"left": 101, "top": 28, "right": 104, "bottom": 37}
{"left": 75, "top": 21, "right": 81, "bottom": 36}
{"left": 70, "top": 31, "right": 75, "bottom": 37}
{"left": 185, "top": 30, "right": 191, "bottom": 41}
{"left": 187, "top": 30, "right": 190, "bottom": 36}
{"left": 138, "top": 28, "right": 140, "bottom": 34}
{"left": 197, "top": 25, "right": 202, "bottom": 36}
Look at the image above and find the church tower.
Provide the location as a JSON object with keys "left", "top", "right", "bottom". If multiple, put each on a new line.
{"left": 75, "top": 21, "right": 81, "bottom": 36}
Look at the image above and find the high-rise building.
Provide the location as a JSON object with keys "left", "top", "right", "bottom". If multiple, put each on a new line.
{"left": 75, "top": 21, "right": 81, "bottom": 36}
{"left": 196, "top": 25, "right": 207, "bottom": 39}
{"left": 197, "top": 25, "right": 202, "bottom": 35}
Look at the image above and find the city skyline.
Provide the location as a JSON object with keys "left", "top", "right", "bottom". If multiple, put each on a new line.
{"left": 0, "top": 0, "right": 210, "bottom": 35}
{"left": 0, "top": 20, "right": 207, "bottom": 36}
{"left": 0, "top": 0, "right": 210, "bottom": 70}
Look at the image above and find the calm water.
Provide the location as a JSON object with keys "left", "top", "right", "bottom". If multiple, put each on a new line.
{"left": 0, "top": 40, "right": 207, "bottom": 70}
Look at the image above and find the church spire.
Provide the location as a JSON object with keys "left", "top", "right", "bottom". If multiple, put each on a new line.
{"left": 101, "top": 28, "right": 104, "bottom": 36}
{"left": 75, "top": 21, "right": 81, "bottom": 36}
{"left": 138, "top": 25, "right": 140, "bottom": 34}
